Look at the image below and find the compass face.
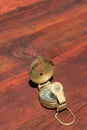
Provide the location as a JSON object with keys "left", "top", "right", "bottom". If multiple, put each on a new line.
{"left": 40, "top": 86, "right": 57, "bottom": 102}
{"left": 29, "top": 56, "right": 55, "bottom": 84}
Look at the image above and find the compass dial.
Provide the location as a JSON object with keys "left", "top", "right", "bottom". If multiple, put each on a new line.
{"left": 39, "top": 85, "right": 58, "bottom": 108}
{"left": 40, "top": 87, "right": 57, "bottom": 102}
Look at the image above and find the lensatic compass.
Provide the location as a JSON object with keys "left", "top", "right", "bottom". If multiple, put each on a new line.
{"left": 29, "top": 56, "right": 75, "bottom": 126}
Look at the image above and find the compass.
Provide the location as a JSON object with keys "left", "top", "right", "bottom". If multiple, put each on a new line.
{"left": 29, "top": 56, "right": 66, "bottom": 108}
{"left": 29, "top": 56, "right": 75, "bottom": 125}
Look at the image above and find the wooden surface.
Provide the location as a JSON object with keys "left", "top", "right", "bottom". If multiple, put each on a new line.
{"left": 0, "top": 0, "right": 87, "bottom": 130}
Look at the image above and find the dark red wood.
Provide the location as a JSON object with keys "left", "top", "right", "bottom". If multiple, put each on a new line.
{"left": 0, "top": 0, "right": 87, "bottom": 129}
{"left": 0, "top": 0, "right": 43, "bottom": 15}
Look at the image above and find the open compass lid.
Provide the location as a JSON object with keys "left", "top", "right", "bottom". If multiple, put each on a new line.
{"left": 29, "top": 56, "right": 55, "bottom": 84}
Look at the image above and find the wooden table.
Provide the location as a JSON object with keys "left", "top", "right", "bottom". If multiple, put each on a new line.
{"left": 0, "top": 0, "right": 87, "bottom": 130}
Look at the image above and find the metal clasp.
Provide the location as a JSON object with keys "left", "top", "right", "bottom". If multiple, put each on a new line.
{"left": 50, "top": 82, "right": 75, "bottom": 125}
{"left": 55, "top": 106, "right": 75, "bottom": 126}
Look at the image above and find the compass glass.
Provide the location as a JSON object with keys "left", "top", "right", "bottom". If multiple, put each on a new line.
{"left": 40, "top": 86, "right": 57, "bottom": 102}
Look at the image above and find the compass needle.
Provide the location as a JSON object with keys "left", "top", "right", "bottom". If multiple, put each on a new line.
{"left": 39, "top": 62, "right": 43, "bottom": 76}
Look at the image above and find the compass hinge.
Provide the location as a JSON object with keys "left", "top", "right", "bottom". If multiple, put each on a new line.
{"left": 38, "top": 81, "right": 51, "bottom": 90}
{"left": 57, "top": 103, "right": 67, "bottom": 112}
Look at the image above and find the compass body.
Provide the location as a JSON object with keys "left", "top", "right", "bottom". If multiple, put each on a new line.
{"left": 39, "top": 83, "right": 58, "bottom": 109}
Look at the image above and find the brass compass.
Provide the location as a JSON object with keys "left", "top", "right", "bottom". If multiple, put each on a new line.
{"left": 29, "top": 56, "right": 75, "bottom": 125}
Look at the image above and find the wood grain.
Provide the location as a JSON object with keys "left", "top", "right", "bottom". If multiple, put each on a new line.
{"left": 0, "top": 0, "right": 87, "bottom": 130}
{"left": 0, "top": 40, "right": 87, "bottom": 130}
{"left": 0, "top": 0, "right": 87, "bottom": 83}
{"left": 0, "top": 0, "right": 43, "bottom": 15}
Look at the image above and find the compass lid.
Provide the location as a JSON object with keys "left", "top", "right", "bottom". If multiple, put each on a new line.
{"left": 29, "top": 56, "right": 55, "bottom": 84}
